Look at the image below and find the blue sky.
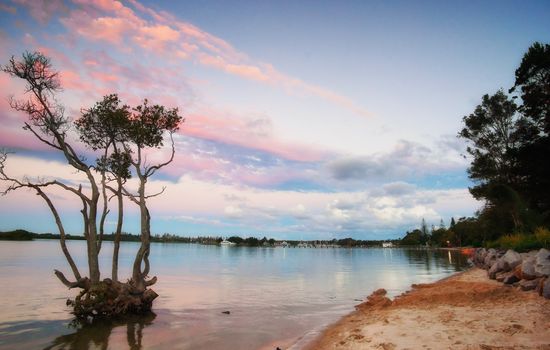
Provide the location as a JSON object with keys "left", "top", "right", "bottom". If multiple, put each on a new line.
{"left": 0, "top": 0, "right": 549, "bottom": 239}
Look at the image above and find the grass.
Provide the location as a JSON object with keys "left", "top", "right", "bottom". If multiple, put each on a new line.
{"left": 487, "top": 227, "right": 550, "bottom": 252}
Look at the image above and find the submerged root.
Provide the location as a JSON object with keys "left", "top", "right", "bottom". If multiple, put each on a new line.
{"left": 66, "top": 278, "right": 158, "bottom": 320}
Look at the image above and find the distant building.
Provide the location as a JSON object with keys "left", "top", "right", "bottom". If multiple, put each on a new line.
{"left": 382, "top": 242, "right": 393, "bottom": 248}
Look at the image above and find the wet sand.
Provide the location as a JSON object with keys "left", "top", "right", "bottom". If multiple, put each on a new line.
{"left": 306, "top": 268, "right": 550, "bottom": 349}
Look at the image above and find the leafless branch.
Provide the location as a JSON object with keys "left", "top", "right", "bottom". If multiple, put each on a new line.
{"left": 144, "top": 186, "right": 166, "bottom": 199}
{"left": 145, "top": 132, "right": 175, "bottom": 177}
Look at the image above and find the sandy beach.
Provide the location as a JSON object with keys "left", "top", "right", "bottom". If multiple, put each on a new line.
{"left": 306, "top": 267, "right": 550, "bottom": 349}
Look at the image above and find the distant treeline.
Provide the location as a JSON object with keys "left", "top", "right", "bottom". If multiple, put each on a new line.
{"left": 0, "top": 229, "right": 401, "bottom": 247}
{"left": 0, "top": 230, "right": 220, "bottom": 244}
{"left": 224, "top": 236, "right": 400, "bottom": 247}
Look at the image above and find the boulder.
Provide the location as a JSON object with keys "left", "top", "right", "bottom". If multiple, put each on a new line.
{"left": 519, "top": 278, "right": 540, "bottom": 291}
{"left": 356, "top": 288, "right": 392, "bottom": 311}
{"left": 495, "top": 270, "right": 508, "bottom": 282}
{"left": 513, "top": 265, "right": 523, "bottom": 280}
{"left": 543, "top": 279, "right": 550, "bottom": 299}
{"left": 501, "top": 250, "right": 522, "bottom": 271}
{"left": 537, "top": 277, "right": 547, "bottom": 296}
{"left": 503, "top": 273, "right": 519, "bottom": 285}
{"left": 487, "top": 264, "right": 500, "bottom": 280}
{"left": 475, "top": 248, "right": 487, "bottom": 266}
{"left": 484, "top": 249, "right": 498, "bottom": 268}
{"left": 521, "top": 256, "right": 537, "bottom": 280}
{"left": 488, "top": 261, "right": 503, "bottom": 279}
{"left": 535, "top": 248, "right": 550, "bottom": 277}
{"left": 520, "top": 250, "right": 537, "bottom": 259}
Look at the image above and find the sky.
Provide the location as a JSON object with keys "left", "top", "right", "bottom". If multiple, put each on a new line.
{"left": 0, "top": 0, "right": 549, "bottom": 240}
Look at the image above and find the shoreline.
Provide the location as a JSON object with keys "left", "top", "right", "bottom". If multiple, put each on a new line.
{"left": 303, "top": 267, "right": 550, "bottom": 349}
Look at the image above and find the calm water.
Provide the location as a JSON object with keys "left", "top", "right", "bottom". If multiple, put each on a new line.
{"left": 0, "top": 240, "right": 468, "bottom": 349}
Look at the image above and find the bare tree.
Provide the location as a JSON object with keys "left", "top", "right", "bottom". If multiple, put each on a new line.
{"left": 2, "top": 52, "right": 102, "bottom": 286}
{"left": 1, "top": 52, "right": 182, "bottom": 318}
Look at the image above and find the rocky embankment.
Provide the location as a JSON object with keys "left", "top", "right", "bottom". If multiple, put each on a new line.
{"left": 472, "top": 247, "right": 550, "bottom": 299}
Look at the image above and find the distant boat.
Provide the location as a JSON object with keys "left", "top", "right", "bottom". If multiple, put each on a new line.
{"left": 382, "top": 242, "right": 393, "bottom": 248}
{"left": 220, "top": 239, "right": 236, "bottom": 246}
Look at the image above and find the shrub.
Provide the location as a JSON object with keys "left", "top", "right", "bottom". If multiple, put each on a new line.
{"left": 487, "top": 227, "right": 550, "bottom": 251}
{"left": 488, "top": 233, "right": 539, "bottom": 252}
{"left": 535, "top": 227, "right": 550, "bottom": 248}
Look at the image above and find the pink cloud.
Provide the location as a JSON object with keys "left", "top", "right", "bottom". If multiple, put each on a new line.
{"left": 2, "top": 0, "right": 338, "bottom": 186}
{"left": 90, "top": 71, "right": 119, "bottom": 83}
{"left": 140, "top": 24, "right": 180, "bottom": 42}
{"left": 12, "top": 0, "right": 67, "bottom": 24}
{"left": 182, "top": 109, "right": 328, "bottom": 163}
{"left": 198, "top": 54, "right": 270, "bottom": 82}
{"left": 60, "top": 13, "right": 130, "bottom": 44}
{"left": 51, "top": 0, "right": 370, "bottom": 118}
{"left": 59, "top": 69, "right": 90, "bottom": 90}
{"left": 0, "top": 126, "right": 53, "bottom": 152}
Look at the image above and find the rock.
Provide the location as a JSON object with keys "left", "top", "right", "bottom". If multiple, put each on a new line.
{"left": 513, "top": 265, "right": 523, "bottom": 280}
{"left": 501, "top": 250, "right": 522, "bottom": 271}
{"left": 537, "top": 277, "right": 547, "bottom": 296}
{"left": 489, "top": 260, "right": 503, "bottom": 279}
{"left": 543, "top": 279, "right": 550, "bottom": 299}
{"left": 503, "top": 273, "right": 519, "bottom": 285}
{"left": 495, "top": 271, "right": 508, "bottom": 282}
{"left": 357, "top": 289, "right": 392, "bottom": 311}
{"left": 484, "top": 249, "right": 498, "bottom": 268}
{"left": 475, "top": 248, "right": 487, "bottom": 266}
{"left": 520, "top": 250, "right": 537, "bottom": 259}
{"left": 487, "top": 259, "right": 509, "bottom": 282}
{"left": 535, "top": 248, "right": 550, "bottom": 277}
{"left": 521, "top": 256, "right": 537, "bottom": 280}
{"left": 519, "top": 278, "right": 540, "bottom": 291}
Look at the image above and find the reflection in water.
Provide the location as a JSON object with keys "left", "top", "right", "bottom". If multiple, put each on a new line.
{"left": 0, "top": 241, "right": 469, "bottom": 350}
{"left": 402, "top": 248, "right": 468, "bottom": 272}
{"left": 43, "top": 313, "right": 156, "bottom": 350}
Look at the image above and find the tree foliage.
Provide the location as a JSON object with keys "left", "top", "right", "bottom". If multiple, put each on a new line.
{"left": 454, "top": 42, "right": 550, "bottom": 245}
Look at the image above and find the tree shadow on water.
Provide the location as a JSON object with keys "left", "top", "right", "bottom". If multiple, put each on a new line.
{"left": 43, "top": 312, "right": 156, "bottom": 350}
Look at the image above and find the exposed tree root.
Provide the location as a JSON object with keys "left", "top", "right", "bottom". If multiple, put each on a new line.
{"left": 66, "top": 278, "right": 158, "bottom": 319}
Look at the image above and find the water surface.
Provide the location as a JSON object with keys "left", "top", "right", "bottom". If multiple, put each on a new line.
{"left": 0, "top": 240, "right": 468, "bottom": 349}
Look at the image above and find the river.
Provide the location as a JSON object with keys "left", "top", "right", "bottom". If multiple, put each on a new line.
{"left": 0, "top": 240, "right": 468, "bottom": 349}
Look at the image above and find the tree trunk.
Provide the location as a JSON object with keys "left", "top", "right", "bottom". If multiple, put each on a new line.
{"left": 132, "top": 177, "right": 151, "bottom": 292}
{"left": 87, "top": 187, "right": 101, "bottom": 284}
{"left": 36, "top": 187, "right": 82, "bottom": 282}
{"left": 98, "top": 171, "right": 109, "bottom": 253}
{"left": 112, "top": 178, "right": 124, "bottom": 282}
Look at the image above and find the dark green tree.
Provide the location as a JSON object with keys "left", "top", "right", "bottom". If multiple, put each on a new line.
{"left": 511, "top": 42, "right": 550, "bottom": 134}
{"left": 400, "top": 229, "right": 423, "bottom": 245}
{"left": 420, "top": 218, "right": 429, "bottom": 244}
{"left": 458, "top": 90, "right": 530, "bottom": 233}
{"left": 510, "top": 42, "right": 550, "bottom": 222}
{"left": 459, "top": 90, "right": 520, "bottom": 199}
